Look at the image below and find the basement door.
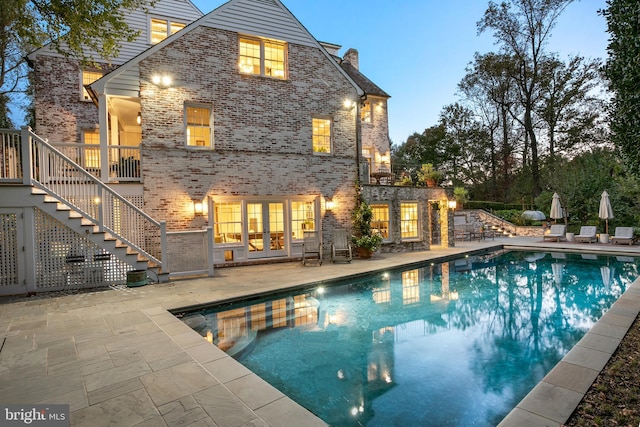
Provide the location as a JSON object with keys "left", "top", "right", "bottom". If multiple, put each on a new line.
{"left": 246, "top": 202, "right": 286, "bottom": 259}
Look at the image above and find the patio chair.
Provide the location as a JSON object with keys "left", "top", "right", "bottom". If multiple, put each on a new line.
{"left": 331, "top": 229, "right": 353, "bottom": 263}
{"left": 611, "top": 227, "right": 635, "bottom": 245}
{"left": 543, "top": 224, "right": 566, "bottom": 242}
{"left": 302, "top": 231, "right": 323, "bottom": 265}
{"left": 574, "top": 226, "right": 597, "bottom": 243}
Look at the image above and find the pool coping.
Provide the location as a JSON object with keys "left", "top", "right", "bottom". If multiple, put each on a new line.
{"left": 167, "top": 244, "right": 640, "bottom": 427}
{"left": 2, "top": 238, "right": 639, "bottom": 426}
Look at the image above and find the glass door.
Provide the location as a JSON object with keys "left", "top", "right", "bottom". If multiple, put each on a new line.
{"left": 246, "top": 202, "right": 286, "bottom": 258}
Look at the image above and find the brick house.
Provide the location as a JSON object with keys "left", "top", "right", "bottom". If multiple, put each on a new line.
{"left": 0, "top": 0, "right": 452, "bottom": 293}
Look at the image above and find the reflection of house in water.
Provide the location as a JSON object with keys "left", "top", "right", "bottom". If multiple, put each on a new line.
{"left": 185, "top": 263, "right": 461, "bottom": 425}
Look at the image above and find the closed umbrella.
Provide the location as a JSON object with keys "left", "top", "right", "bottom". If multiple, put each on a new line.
{"left": 550, "top": 193, "right": 563, "bottom": 223}
{"left": 599, "top": 190, "right": 614, "bottom": 234}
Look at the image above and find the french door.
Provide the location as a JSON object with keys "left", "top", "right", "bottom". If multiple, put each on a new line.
{"left": 246, "top": 202, "right": 286, "bottom": 258}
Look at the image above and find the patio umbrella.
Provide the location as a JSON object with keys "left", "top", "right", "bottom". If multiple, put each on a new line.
{"left": 599, "top": 190, "right": 614, "bottom": 234}
{"left": 601, "top": 265, "right": 614, "bottom": 287}
{"left": 549, "top": 193, "right": 563, "bottom": 223}
{"left": 522, "top": 210, "right": 546, "bottom": 221}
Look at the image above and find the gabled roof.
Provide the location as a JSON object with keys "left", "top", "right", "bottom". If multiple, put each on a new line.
{"left": 340, "top": 62, "right": 390, "bottom": 99}
{"left": 90, "top": 0, "right": 363, "bottom": 96}
{"left": 28, "top": 0, "right": 203, "bottom": 65}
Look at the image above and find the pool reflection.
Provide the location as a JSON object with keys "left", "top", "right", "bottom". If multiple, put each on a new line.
{"left": 183, "top": 251, "right": 639, "bottom": 427}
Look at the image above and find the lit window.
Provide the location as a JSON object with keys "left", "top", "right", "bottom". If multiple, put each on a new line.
{"left": 82, "top": 70, "right": 102, "bottom": 101}
{"left": 185, "top": 104, "right": 212, "bottom": 148}
{"left": 400, "top": 202, "right": 419, "bottom": 239}
{"left": 291, "top": 201, "right": 315, "bottom": 239}
{"left": 371, "top": 204, "right": 390, "bottom": 239}
{"left": 82, "top": 130, "right": 100, "bottom": 169}
{"left": 239, "top": 37, "right": 286, "bottom": 79}
{"left": 151, "top": 18, "right": 185, "bottom": 44}
{"left": 361, "top": 100, "right": 371, "bottom": 123}
{"left": 312, "top": 118, "right": 331, "bottom": 154}
{"left": 214, "top": 202, "right": 242, "bottom": 244}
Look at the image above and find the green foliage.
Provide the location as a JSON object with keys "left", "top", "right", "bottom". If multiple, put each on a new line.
{"left": 351, "top": 185, "right": 383, "bottom": 251}
{"left": 602, "top": 0, "right": 640, "bottom": 175}
{"left": 417, "top": 163, "right": 443, "bottom": 185}
{"left": 465, "top": 201, "right": 522, "bottom": 210}
{"left": 453, "top": 187, "right": 469, "bottom": 207}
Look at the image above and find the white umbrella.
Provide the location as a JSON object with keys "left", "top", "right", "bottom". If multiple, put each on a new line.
{"left": 599, "top": 190, "right": 614, "bottom": 234}
{"left": 550, "top": 193, "right": 563, "bottom": 223}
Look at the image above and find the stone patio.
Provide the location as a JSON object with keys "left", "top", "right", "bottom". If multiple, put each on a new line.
{"left": 2, "top": 237, "right": 640, "bottom": 426}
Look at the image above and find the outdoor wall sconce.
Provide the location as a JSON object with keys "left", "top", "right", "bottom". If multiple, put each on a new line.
{"left": 325, "top": 198, "right": 335, "bottom": 211}
{"left": 448, "top": 200, "right": 457, "bottom": 210}
{"left": 343, "top": 99, "right": 356, "bottom": 109}
{"left": 136, "top": 112, "right": 141, "bottom": 125}
{"left": 151, "top": 74, "right": 172, "bottom": 87}
{"left": 193, "top": 200, "right": 204, "bottom": 216}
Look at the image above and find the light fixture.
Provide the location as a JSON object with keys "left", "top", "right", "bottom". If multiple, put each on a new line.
{"left": 325, "top": 198, "right": 335, "bottom": 211}
{"left": 448, "top": 200, "right": 457, "bottom": 210}
{"left": 136, "top": 112, "right": 141, "bottom": 125}
{"left": 343, "top": 99, "right": 355, "bottom": 109}
{"left": 193, "top": 200, "right": 204, "bottom": 216}
{"left": 151, "top": 74, "right": 172, "bottom": 87}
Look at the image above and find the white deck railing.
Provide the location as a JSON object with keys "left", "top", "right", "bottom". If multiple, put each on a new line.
{"left": 1, "top": 127, "right": 166, "bottom": 270}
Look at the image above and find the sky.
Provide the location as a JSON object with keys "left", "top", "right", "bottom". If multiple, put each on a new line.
{"left": 193, "top": 0, "right": 609, "bottom": 145}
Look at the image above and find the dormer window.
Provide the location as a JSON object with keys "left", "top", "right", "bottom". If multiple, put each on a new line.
{"left": 150, "top": 18, "right": 185, "bottom": 44}
{"left": 239, "top": 37, "right": 286, "bottom": 79}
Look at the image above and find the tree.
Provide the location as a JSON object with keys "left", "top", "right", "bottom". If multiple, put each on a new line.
{"left": 478, "top": 0, "right": 574, "bottom": 196}
{"left": 602, "top": 0, "right": 640, "bottom": 175}
{"left": 0, "top": 0, "right": 152, "bottom": 111}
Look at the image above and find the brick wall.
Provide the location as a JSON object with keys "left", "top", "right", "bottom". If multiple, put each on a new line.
{"left": 138, "top": 27, "right": 360, "bottom": 236}
{"left": 33, "top": 56, "right": 114, "bottom": 144}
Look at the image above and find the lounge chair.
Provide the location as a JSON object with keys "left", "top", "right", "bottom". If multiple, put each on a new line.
{"left": 611, "top": 227, "right": 635, "bottom": 245}
{"left": 331, "top": 229, "right": 352, "bottom": 263}
{"left": 302, "top": 231, "right": 322, "bottom": 265}
{"left": 574, "top": 226, "right": 597, "bottom": 243}
{"left": 543, "top": 224, "right": 566, "bottom": 242}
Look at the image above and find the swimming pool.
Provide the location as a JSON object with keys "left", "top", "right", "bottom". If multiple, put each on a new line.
{"left": 180, "top": 250, "right": 640, "bottom": 426}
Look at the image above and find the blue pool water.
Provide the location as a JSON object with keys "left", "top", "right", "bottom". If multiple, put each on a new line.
{"left": 180, "top": 250, "right": 640, "bottom": 426}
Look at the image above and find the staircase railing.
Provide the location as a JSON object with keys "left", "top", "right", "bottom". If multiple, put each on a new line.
{"left": 13, "top": 127, "right": 167, "bottom": 270}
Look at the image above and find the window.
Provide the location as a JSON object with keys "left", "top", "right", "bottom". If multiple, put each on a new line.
{"left": 291, "top": 201, "right": 315, "bottom": 239}
{"left": 312, "top": 118, "right": 331, "bottom": 154}
{"left": 185, "top": 104, "right": 212, "bottom": 148}
{"left": 82, "top": 130, "right": 100, "bottom": 169}
{"left": 214, "top": 202, "right": 242, "bottom": 244}
{"left": 239, "top": 37, "right": 286, "bottom": 79}
{"left": 361, "top": 100, "right": 371, "bottom": 123}
{"left": 400, "top": 202, "right": 419, "bottom": 239}
{"left": 371, "top": 204, "right": 390, "bottom": 240}
{"left": 150, "top": 18, "right": 185, "bottom": 44}
{"left": 81, "top": 70, "right": 102, "bottom": 101}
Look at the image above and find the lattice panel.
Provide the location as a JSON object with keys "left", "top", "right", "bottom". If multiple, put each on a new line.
{"left": 0, "top": 213, "right": 18, "bottom": 287}
{"left": 34, "top": 208, "right": 130, "bottom": 290}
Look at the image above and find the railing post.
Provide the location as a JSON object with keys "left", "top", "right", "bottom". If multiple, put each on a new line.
{"left": 20, "top": 126, "right": 33, "bottom": 185}
{"left": 97, "top": 185, "right": 105, "bottom": 232}
{"left": 206, "top": 226, "right": 215, "bottom": 277}
{"left": 160, "top": 221, "right": 169, "bottom": 273}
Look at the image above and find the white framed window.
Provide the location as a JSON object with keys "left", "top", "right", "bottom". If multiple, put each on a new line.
{"left": 371, "top": 203, "right": 390, "bottom": 240}
{"left": 81, "top": 130, "right": 100, "bottom": 169}
{"left": 400, "top": 202, "right": 420, "bottom": 240}
{"left": 213, "top": 201, "right": 242, "bottom": 244}
{"left": 185, "top": 104, "right": 213, "bottom": 149}
{"left": 81, "top": 69, "right": 102, "bottom": 101}
{"left": 291, "top": 200, "right": 316, "bottom": 240}
{"left": 239, "top": 36, "right": 286, "bottom": 79}
{"left": 312, "top": 118, "right": 332, "bottom": 154}
{"left": 150, "top": 18, "right": 185, "bottom": 44}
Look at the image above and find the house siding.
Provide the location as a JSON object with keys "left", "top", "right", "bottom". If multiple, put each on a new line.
{"left": 138, "top": 26, "right": 359, "bottom": 234}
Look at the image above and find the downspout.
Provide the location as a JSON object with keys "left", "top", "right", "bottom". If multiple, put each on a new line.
{"left": 356, "top": 93, "right": 367, "bottom": 183}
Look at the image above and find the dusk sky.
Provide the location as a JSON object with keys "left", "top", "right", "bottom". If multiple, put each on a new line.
{"left": 195, "top": 0, "right": 609, "bottom": 146}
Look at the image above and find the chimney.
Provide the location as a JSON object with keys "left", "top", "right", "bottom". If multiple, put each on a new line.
{"left": 343, "top": 48, "right": 359, "bottom": 70}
